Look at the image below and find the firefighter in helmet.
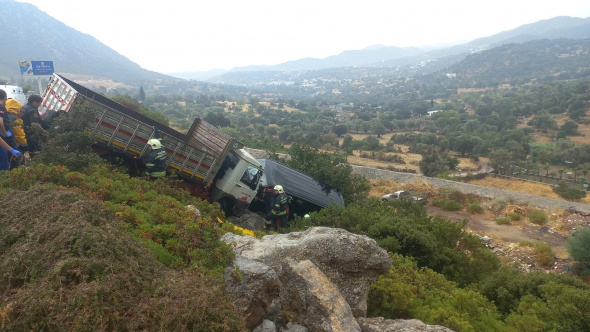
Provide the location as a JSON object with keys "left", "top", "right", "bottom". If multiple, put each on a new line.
{"left": 271, "top": 185, "right": 292, "bottom": 230}
{"left": 145, "top": 127, "right": 166, "bottom": 179}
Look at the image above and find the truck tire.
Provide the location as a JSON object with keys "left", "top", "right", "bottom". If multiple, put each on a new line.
{"left": 218, "top": 198, "right": 234, "bottom": 216}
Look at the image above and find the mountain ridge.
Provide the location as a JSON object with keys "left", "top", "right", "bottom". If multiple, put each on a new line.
{"left": 1, "top": 0, "right": 589, "bottom": 86}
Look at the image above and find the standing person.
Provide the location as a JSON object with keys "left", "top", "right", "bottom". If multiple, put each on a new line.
{"left": 5, "top": 99, "right": 26, "bottom": 147}
{"left": 5, "top": 99, "right": 27, "bottom": 168}
{"left": 0, "top": 89, "right": 16, "bottom": 148}
{"left": 0, "top": 89, "right": 21, "bottom": 169}
{"left": 145, "top": 127, "right": 166, "bottom": 179}
{"left": 271, "top": 185, "right": 292, "bottom": 230}
{"left": 261, "top": 186, "right": 278, "bottom": 231}
{"left": 21, "top": 94, "right": 46, "bottom": 154}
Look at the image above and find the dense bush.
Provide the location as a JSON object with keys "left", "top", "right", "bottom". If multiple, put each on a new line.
{"left": 527, "top": 210, "right": 548, "bottom": 225}
{"left": 478, "top": 268, "right": 590, "bottom": 330}
{"left": 553, "top": 181, "right": 587, "bottom": 201}
{"left": 567, "top": 228, "right": 590, "bottom": 276}
{"left": 432, "top": 198, "right": 463, "bottom": 211}
{"left": 368, "top": 254, "right": 506, "bottom": 332}
{"left": 466, "top": 203, "right": 484, "bottom": 214}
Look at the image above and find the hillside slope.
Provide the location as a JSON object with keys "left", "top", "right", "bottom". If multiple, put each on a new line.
{"left": 0, "top": 186, "right": 245, "bottom": 331}
{"left": 0, "top": 0, "right": 171, "bottom": 84}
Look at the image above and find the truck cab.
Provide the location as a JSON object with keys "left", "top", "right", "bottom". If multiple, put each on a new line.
{"left": 210, "top": 148, "right": 263, "bottom": 215}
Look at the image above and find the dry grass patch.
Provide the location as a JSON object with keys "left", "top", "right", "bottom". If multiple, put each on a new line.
{"left": 345, "top": 151, "right": 422, "bottom": 172}
{"left": 368, "top": 179, "right": 438, "bottom": 198}
{"left": 468, "top": 176, "right": 590, "bottom": 204}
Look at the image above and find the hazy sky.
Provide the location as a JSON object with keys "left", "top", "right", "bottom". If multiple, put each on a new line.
{"left": 17, "top": 0, "right": 590, "bottom": 74}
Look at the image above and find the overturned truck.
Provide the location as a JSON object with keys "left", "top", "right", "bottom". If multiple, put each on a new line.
{"left": 41, "top": 74, "right": 344, "bottom": 216}
{"left": 41, "top": 73, "right": 263, "bottom": 215}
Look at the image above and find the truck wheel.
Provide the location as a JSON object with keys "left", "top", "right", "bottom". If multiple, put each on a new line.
{"left": 218, "top": 198, "right": 234, "bottom": 216}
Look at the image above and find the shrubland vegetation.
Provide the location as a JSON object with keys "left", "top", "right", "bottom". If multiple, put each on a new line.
{"left": 3, "top": 38, "right": 590, "bottom": 330}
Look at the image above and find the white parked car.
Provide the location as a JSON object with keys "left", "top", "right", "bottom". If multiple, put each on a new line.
{"left": 381, "top": 190, "right": 428, "bottom": 204}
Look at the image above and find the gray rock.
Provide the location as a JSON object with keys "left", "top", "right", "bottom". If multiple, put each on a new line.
{"left": 357, "top": 317, "right": 455, "bottom": 332}
{"left": 253, "top": 319, "right": 277, "bottom": 332}
{"left": 281, "top": 322, "right": 308, "bottom": 332}
{"left": 230, "top": 210, "right": 267, "bottom": 231}
{"left": 224, "top": 257, "right": 280, "bottom": 330}
{"left": 222, "top": 227, "right": 392, "bottom": 317}
{"left": 279, "top": 258, "right": 361, "bottom": 332}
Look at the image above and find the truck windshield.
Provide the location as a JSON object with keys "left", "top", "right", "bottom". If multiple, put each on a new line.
{"left": 240, "top": 165, "right": 262, "bottom": 191}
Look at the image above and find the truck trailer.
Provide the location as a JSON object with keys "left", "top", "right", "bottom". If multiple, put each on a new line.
{"left": 41, "top": 73, "right": 263, "bottom": 215}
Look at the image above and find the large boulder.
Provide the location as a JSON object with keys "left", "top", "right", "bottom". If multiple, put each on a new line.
{"left": 279, "top": 258, "right": 361, "bottom": 332}
{"left": 357, "top": 317, "right": 455, "bottom": 332}
{"left": 224, "top": 257, "right": 280, "bottom": 329}
{"left": 222, "top": 226, "right": 392, "bottom": 327}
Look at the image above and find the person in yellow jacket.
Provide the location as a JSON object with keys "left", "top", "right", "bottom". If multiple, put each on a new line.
{"left": 5, "top": 99, "right": 27, "bottom": 147}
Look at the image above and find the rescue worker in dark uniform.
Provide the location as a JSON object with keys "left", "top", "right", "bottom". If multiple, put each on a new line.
{"left": 145, "top": 127, "right": 166, "bottom": 179}
{"left": 261, "top": 186, "right": 278, "bottom": 231}
{"left": 271, "top": 185, "right": 292, "bottom": 230}
{"left": 0, "top": 89, "right": 22, "bottom": 170}
{"left": 21, "top": 94, "right": 46, "bottom": 154}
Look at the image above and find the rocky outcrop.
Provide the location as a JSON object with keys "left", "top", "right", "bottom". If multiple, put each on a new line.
{"left": 223, "top": 227, "right": 390, "bottom": 330}
{"left": 224, "top": 227, "right": 391, "bottom": 314}
{"left": 224, "top": 257, "right": 280, "bottom": 329}
{"left": 223, "top": 227, "right": 455, "bottom": 332}
{"left": 280, "top": 258, "right": 361, "bottom": 332}
{"left": 357, "top": 317, "right": 454, "bottom": 332}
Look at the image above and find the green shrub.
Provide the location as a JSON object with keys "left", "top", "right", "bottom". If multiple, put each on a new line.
{"left": 467, "top": 203, "right": 484, "bottom": 214}
{"left": 533, "top": 241, "right": 554, "bottom": 267}
{"left": 518, "top": 240, "right": 534, "bottom": 247}
{"left": 432, "top": 199, "right": 462, "bottom": 211}
{"left": 567, "top": 228, "right": 590, "bottom": 276}
{"left": 495, "top": 217, "right": 511, "bottom": 225}
{"left": 527, "top": 210, "right": 548, "bottom": 225}
{"left": 509, "top": 213, "right": 522, "bottom": 221}
{"left": 553, "top": 180, "right": 587, "bottom": 201}
{"left": 368, "top": 254, "right": 506, "bottom": 332}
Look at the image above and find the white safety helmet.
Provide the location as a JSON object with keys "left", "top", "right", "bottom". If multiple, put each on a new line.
{"left": 148, "top": 138, "right": 162, "bottom": 149}
{"left": 273, "top": 185, "right": 284, "bottom": 194}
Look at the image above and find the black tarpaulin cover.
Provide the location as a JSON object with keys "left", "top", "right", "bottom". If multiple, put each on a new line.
{"left": 258, "top": 159, "right": 345, "bottom": 208}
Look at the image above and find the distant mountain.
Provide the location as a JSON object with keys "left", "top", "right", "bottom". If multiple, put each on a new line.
{"left": 232, "top": 45, "right": 425, "bottom": 73}
{"left": 206, "top": 16, "right": 590, "bottom": 83}
{"left": 0, "top": 0, "right": 173, "bottom": 85}
{"left": 447, "top": 38, "right": 590, "bottom": 86}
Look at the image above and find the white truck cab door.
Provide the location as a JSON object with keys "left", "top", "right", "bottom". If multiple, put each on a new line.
{"left": 228, "top": 162, "right": 262, "bottom": 204}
